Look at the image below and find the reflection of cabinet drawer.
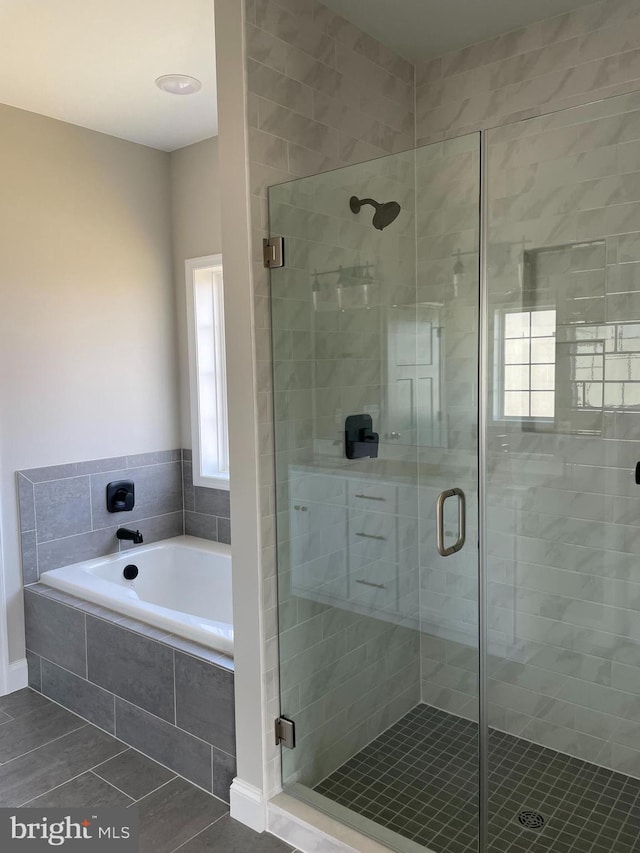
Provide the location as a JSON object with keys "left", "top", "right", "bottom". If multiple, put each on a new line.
{"left": 349, "top": 559, "right": 398, "bottom": 610}
{"left": 348, "top": 510, "right": 397, "bottom": 561}
{"left": 348, "top": 480, "right": 398, "bottom": 514}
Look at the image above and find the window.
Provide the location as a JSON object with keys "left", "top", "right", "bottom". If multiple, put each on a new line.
{"left": 498, "top": 309, "right": 556, "bottom": 420}
{"left": 185, "top": 255, "right": 229, "bottom": 489}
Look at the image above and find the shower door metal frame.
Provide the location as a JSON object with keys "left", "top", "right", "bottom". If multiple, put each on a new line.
{"left": 478, "top": 129, "right": 490, "bottom": 853}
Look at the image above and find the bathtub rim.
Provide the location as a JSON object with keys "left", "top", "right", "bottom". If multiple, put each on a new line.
{"left": 34, "top": 535, "right": 234, "bottom": 659}
{"left": 24, "top": 582, "right": 234, "bottom": 672}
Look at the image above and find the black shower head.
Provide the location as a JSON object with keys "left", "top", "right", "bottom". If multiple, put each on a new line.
{"left": 350, "top": 195, "right": 401, "bottom": 231}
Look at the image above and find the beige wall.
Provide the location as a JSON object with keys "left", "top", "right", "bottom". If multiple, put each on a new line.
{"left": 170, "top": 137, "right": 222, "bottom": 448}
{"left": 0, "top": 104, "right": 180, "bottom": 664}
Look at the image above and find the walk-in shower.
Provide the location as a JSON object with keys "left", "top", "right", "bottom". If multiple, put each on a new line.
{"left": 269, "top": 89, "right": 640, "bottom": 853}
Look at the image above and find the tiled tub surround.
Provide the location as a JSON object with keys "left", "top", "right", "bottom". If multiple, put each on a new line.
{"left": 23, "top": 584, "right": 236, "bottom": 801}
{"left": 16, "top": 448, "right": 230, "bottom": 585}
{"left": 182, "top": 449, "right": 231, "bottom": 544}
{"left": 38, "top": 537, "right": 233, "bottom": 653}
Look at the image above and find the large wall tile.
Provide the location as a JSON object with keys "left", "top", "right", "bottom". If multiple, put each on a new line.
{"left": 115, "top": 699, "right": 213, "bottom": 792}
{"left": 37, "top": 527, "right": 118, "bottom": 573}
{"left": 34, "top": 476, "right": 92, "bottom": 543}
{"left": 17, "top": 474, "right": 35, "bottom": 532}
{"left": 41, "top": 659, "right": 115, "bottom": 734}
{"left": 90, "top": 461, "right": 182, "bottom": 530}
{"left": 175, "top": 653, "right": 236, "bottom": 755}
{"left": 87, "top": 617, "right": 175, "bottom": 722}
{"left": 20, "top": 531, "right": 38, "bottom": 585}
{"left": 24, "top": 590, "right": 86, "bottom": 677}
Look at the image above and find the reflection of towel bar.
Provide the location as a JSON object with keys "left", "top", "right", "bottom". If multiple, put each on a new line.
{"left": 356, "top": 579, "right": 386, "bottom": 589}
{"left": 356, "top": 532, "right": 386, "bottom": 540}
{"left": 354, "top": 494, "right": 385, "bottom": 501}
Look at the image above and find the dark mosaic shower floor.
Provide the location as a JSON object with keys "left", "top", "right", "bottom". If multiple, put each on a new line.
{"left": 314, "top": 704, "right": 640, "bottom": 853}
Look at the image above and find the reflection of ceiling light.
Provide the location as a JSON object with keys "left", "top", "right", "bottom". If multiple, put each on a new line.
{"left": 155, "top": 74, "right": 202, "bottom": 95}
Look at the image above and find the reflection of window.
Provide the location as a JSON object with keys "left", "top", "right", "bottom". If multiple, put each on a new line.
{"left": 500, "top": 309, "right": 556, "bottom": 419}
{"left": 185, "top": 255, "right": 229, "bottom": 489}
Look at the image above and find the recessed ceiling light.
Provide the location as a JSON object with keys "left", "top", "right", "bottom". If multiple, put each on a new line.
{"left": 155, "top": 74, "right": 202, "bottom": 95}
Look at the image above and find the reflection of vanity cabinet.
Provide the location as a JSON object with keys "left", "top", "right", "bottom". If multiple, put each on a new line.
{"left": 288, "top": 469, "right": 419, "bottom": 625}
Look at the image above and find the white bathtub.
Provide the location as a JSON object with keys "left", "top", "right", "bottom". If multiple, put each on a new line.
{"left": 38, "top": 536, "right": 234, "bottom": 655}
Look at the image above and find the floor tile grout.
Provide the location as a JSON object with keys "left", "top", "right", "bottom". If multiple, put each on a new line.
{"left": 315, "top": 703, "right": 640, "bottom": 853}
{"left": 16, "top": 745, "right": 131, "bottom": 807}
{"left": 168, "top": 811, "right": 230, "bottom": 853}
{"left": 1, "top": 722, "right": 90, "bottom": 768}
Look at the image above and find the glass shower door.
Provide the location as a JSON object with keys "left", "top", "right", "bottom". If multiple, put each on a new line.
{"left": 484, "top": 91, "right": 640, "bottom": 853}
{"left": 270, "top": 135, "right": 481, "bottom": 853}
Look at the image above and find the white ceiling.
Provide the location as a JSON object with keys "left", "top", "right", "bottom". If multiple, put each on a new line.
{"left": 0, "top": 0, "right": 217, "bottom": 152}
{"left": 320, "top": 0, "right": 599, "bottom": 61}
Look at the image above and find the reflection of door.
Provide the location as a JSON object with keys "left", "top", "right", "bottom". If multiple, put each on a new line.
{"left": 386, "top": 305, "right": 445, "bottom": 448}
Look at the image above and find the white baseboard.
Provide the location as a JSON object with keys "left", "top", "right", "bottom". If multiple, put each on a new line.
{"left": 230, "top": 778, "right": 266, "bottom": 832}
{"left": 6, "top": 658, "right": 28, "bottom": 694}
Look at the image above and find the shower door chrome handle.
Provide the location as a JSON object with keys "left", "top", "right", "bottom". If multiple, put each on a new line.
{"left": 436, "top": 488, "right": 466, "bottom": 557}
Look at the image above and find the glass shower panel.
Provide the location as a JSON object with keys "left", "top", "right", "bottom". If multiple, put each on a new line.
{"left": 485, "top": 91, "right": 640, "bottom": 853}
{"left": 270, "top": 136, "right": 480, "bottom": 853}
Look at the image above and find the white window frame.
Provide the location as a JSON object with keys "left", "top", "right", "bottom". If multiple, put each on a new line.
{"left": 493, "top": 306, "right": 557, "bottom": 426}
{"left": 185, "top": 254, "right": 229, "bottom": 490}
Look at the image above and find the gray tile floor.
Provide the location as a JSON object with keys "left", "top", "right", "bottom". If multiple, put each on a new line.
{"left": 0, "top": 688, "right": 296, "bottom": 853}
{"left": 315, "top": 704, "right": 640, "bottom": 853}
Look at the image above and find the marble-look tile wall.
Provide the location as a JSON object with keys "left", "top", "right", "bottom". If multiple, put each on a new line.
{"left": 270, "top": 153, "right": 421, "bottom": 787}
{"left": 244, "top": 0, "right": 416, "bottom": 795}
{"left": 416, "top": 0, "right": 640, "bottom": 145}
{"left": 17, "top": 449, "right": 230, "bottom": 583}
{"left": 420, "top": 91, "right": 640, "bottom": 780}
{"left": 413, "top": 134, "right": 481, "bottom": 718}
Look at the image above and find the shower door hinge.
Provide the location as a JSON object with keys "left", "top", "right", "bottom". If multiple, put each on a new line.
{"left": 263, "top": 236, "right": 285, "bottom": 269}
{"left": 275, "top": 716, "right": 296, "bottom": 749}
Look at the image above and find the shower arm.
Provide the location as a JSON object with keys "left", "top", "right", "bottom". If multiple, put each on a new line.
{"left": 353, "top": 198, "right": 380, "bottom": 211}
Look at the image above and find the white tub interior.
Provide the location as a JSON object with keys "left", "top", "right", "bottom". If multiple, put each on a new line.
{"left": 37, "top": 536, "right": 234, "bottom": 655}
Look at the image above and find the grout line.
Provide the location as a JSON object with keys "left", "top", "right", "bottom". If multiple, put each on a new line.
{"left": 86, "top": 770, "right": 136, "bottom": 803}
{"left": 173, "top": 650, "right": 177, "bottom": 726}
{"left": 16, "top": 741, "right": 131, "bottom": 808}
{"left": 2, "top": 723, "right": 91, "bottom": 768}
{"left": 168, "top": 811, "right": 229, "bottom": 853}
{"left": 125, "top": 776, "right": 176, "bottom": 807}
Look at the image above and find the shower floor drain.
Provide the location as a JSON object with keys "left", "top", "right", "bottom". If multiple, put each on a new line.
{"left": 517, "top": 810, "right": 545, "bottom": 830}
